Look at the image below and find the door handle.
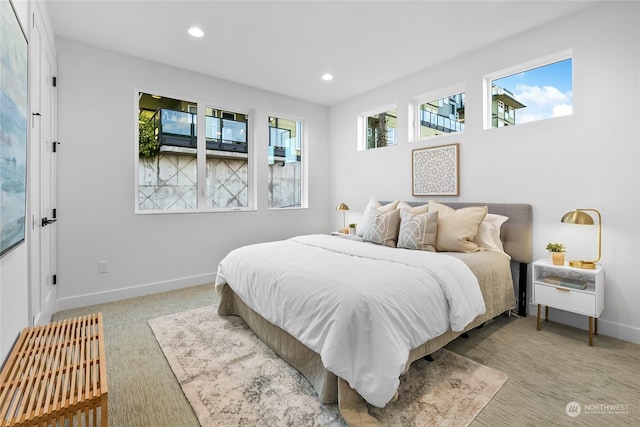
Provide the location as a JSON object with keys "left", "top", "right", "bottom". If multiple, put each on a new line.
{"left": 41, "top": 217, "right": 57, "bottom": 227}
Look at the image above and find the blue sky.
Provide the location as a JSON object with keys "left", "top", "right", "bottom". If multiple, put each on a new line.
{"left": 493, "top": 58, "right": 573, "bottom": 124}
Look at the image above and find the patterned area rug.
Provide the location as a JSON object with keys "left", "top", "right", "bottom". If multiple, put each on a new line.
{"left": 149, "top": 306, "right": 508, "bottom": 426}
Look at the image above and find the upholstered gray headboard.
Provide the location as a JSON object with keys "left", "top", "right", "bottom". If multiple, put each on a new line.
{"left": 388, "top": 201, "right": 533, "bottom": 264}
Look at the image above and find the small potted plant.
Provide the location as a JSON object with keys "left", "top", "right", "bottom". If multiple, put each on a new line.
{"left": 546, "top": 242, "right": 566, "bottom": 266}
{"left": 348, "top": 223, "right": 357, "bottom": 235}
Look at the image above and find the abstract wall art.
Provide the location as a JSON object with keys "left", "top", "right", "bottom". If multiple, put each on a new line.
{"left": 412, "top": 143, "right": 459, "bottom": 196}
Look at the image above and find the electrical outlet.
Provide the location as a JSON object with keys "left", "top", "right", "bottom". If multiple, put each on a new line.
{"left": 98, "top": 261, "right": 108, "bottom": 273}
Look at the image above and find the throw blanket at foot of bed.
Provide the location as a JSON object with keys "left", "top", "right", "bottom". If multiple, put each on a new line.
{"left": 215, "top": 234, "right": 487, "bottom": 408}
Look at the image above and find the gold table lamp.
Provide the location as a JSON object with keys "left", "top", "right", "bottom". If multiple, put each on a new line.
{"left": 560, "top": 209, "right": 601, "bottom": 269}
{"left": 336, "top": 203, "right": 349, "bottom": 228}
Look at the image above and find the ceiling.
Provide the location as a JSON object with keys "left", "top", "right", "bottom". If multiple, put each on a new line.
{"left": 45, "top": 0, "right": 599, "bottom": 106}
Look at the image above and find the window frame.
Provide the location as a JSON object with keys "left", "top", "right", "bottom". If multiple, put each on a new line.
{"left": 484, "top": 50, "right": 573, "bottom": 130}
{"left": 134, "top": 89, "right": 255, "bottom": 214}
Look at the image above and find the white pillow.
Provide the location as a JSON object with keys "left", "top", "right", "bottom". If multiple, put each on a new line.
{"left": 397, "top": 211, "right": 438, "bottom": 252}
{"left": 362, "top": 208, "right": 401, "bottom": 247}
{"left": 357, "top": 198, "right": 399, "bottom": 236}
{"left": 473, "top": 213, "right": 509, "bottom": 254}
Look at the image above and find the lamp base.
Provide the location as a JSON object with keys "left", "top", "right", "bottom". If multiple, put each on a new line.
{"left": 569, "top": 260, "right": 597, "bottom": 269}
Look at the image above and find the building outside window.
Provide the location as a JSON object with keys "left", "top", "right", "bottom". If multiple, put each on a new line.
{"left": 268, "top": 116, "right": 303, "bottom": 208}
{"left": 417, "top": 92, "right": 465, "bottom": 139}
{"left": 204, "top": 107, "right": 249, "bottom": 208}
{"left": 365, "top": 108, "right": 397, "bottom": 149}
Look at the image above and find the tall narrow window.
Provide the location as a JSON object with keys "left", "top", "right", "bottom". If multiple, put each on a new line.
{"left": 205, "top": 108, "right": 249, "bottom": 208}
{"left": 268, "top": 116, "right": 303, "bottom": 208}
{"left": 138, "top": 93, "right": 198, "bottom": 210}
{"left": 489, "top": 57, "right": 572, "bottom": 128}
{"left": 364, "top": 108, "right": 397, "bottom": 149}
{"left": 417, "top": 92, "right": 465, "bottom": 139}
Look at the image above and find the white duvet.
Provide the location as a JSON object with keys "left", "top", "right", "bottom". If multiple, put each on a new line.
{"left": 214, "top": 234, "right": 486, "bottom": 407}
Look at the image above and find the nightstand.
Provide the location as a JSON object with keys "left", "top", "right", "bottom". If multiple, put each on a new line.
{"left": 532, "top": 258, "right": 604, "bottom": 346}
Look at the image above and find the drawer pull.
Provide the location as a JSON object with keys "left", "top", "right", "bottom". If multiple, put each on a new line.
{"left": 555, "top": 287, "right": 571, "bottom": 292}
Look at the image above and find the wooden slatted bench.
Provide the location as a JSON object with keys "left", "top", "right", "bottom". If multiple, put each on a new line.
{"left": 0, "top": 313, "right": 108, "bottom": 427}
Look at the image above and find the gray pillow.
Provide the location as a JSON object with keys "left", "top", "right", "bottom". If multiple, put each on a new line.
{"left": 362, "top": 208, "right": 401, "bottom": 247}
{"left": 357, "top": 198, "right": 399, "bottom": 237}
{"left": 397, "top": 211, "right": 438, "bottom": 252}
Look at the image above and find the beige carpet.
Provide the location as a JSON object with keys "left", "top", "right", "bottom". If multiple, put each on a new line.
{"left": 149, "top": 306, "right": 508, "bottom": 426}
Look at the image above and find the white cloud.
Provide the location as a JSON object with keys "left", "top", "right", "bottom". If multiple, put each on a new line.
{"left": 516, "top": 84, "right": 570, "bottom": 106}
{"left": 513, "top": 84, "right": 572, "bottom": 123}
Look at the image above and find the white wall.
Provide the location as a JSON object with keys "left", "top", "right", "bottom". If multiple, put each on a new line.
{"left": 55, "top": 39, "right": 330, "bottom": 309}
{"left": 328, "top": 2, "right": 640, "bottom": 343}
{"left": 0, "top": 245, "right": 29, "bottom": 362}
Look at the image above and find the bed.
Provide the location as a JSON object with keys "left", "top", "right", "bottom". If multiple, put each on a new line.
{"left": 214, "top": 200, "right": 532, "bottom": 426}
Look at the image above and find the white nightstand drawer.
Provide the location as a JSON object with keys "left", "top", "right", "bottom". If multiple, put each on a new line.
{"left": 534, "top": 283, "right": 597, "bottom": 317}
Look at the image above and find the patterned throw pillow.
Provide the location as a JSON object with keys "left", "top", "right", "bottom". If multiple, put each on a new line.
{"left": 357, "top": 198, "right": 399, "bottom": 237}
{"left": 362, "top": 208, "right": 401, "bottom": 247}
{"left": 397, "top": 211, "right": 438, "bottom": 251}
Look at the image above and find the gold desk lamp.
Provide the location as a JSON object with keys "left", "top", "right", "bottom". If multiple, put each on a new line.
{"left": 560, "top": 209, "right": 601, "bottom": 269}
{"left": 336, "top": 203, "right": 349, "bottom": 229}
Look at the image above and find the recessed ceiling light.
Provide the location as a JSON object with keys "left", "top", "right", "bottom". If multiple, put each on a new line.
{"left": 188, "top": 27, "right": 204, "bottom": 38}
{"left": 321, "top": 73, "right": 334, "bottom": 81}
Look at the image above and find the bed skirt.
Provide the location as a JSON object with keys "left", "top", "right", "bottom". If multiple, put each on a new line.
{"left": 218, "top": 280, "right": 514, "bottom": 406}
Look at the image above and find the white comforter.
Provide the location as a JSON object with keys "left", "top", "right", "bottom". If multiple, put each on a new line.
{"left": 214, "top": 234, "right": 486, "bottom": 407}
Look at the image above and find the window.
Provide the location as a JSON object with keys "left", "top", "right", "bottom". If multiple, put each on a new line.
{"left": 205, "top": 107, "right": 249, "bottom": 208}
{"left": 488, "top": 56, "right": 572, "bottom": 128}
{"left": 137, "top": 92, "right": 250, "bottom": 211}
{"left": 416, "top": 92, "right": 465, "bottom": 139}
{"left": 364, "top": 108, "right": 397, "bottom": 149}
{"left": 138, "top": 93, "right": 198, "bottom": 210}
{"left": 268, "top": 116, "right": 303, "bottom": 208}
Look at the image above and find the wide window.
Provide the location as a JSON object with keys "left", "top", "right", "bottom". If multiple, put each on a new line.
{"left": 268, "top": 116, "right": 303, "bottom": 208}
{"left": 137, "top": 92, "right": 250, "bottom": 211}
{"left": 364, "top": 108, "right": 397, "bottom": 149}
{"left": 488, "top": 56, "right": 572, "bottom": 128}
{"left": 416, "top": 92, "right": 465, "bottom": 139}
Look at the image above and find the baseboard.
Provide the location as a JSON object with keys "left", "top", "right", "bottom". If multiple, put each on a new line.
{"left": 56, "top": 273, "right": 216, "bottom": 312}
{"left": 526, "top": 301, "right": 640, "bottom": 345}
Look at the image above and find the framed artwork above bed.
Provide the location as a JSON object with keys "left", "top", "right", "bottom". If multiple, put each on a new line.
{"left": 412, "top": 143, "right": 459, "bottom": 196}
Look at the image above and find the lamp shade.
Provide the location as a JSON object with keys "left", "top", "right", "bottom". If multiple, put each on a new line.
{"left": 561, "top": 210, "right": 594, "bottom": 225}
{"left": 560, "top": 209, "right": 602, "bottom": 269}
{"left": 336, "top": 203, "right": 349, "bottom": 211}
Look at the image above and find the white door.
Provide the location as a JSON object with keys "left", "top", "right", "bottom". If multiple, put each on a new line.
{"left": 29, "top": 11, "right": 57, "bottom": 326}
